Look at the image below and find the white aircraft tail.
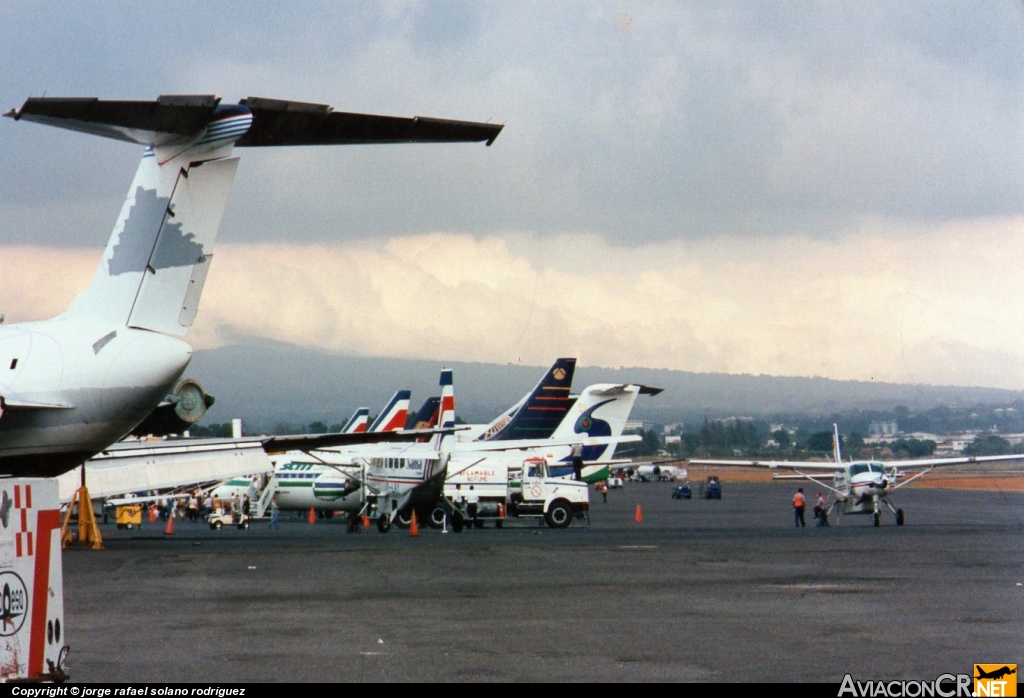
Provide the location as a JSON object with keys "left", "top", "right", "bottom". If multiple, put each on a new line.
{"left": 551, "top": 384, "right": 660, "bottom": 462}
{"left": 369, "top": 391, "right": 411, "bottom": 432}
{"left": 15, "top": 98, "right": 252, "bottom": 334}
{"left": 340, "top": 407, "right": 370, "bottom": 434}
{"left": 8, "top": 95, "right": 503, "bottom": 337}
{"left": 431, "top": 369, "right": 455, "bottom": 451}
{"left": 832, "top": 423, "right": 843, "bottom": 463}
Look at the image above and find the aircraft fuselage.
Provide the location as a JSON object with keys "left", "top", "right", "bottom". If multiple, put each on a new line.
{"left": 834, "top": 462, "right": 894, "bottom": 514}
{"left": 0, "top": 318, "right": 192, "bottom": 476}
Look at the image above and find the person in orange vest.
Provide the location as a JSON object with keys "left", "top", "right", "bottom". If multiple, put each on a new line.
{"left": 793, "top": 487, "right": 806, "bottom": 528}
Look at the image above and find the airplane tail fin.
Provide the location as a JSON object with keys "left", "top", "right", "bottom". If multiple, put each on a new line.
{"left": 340, "top": 407, "right": 370, "bottom": 434}
{"left": 552, "top": 384, "right": 660, "bottom": 462}
{"left": 410, "top": 396, "right": 441, "bottom": 429}
{"left": 369, "top": 390, "right": 411, "bottom": 433}
{"left": 477, "top": 358, "right": 575, "bottom": 441}
{"left": 833, "top": 423, "right": 843, "bottom": 463}
{"left": 431, "top": 369, "right": 455, "bottom": 451}
{"left": 10, "top": 97, "right": 252, "bottom": 334}
{"left": 7, "top": 94, "right": 503, "bottom": 336}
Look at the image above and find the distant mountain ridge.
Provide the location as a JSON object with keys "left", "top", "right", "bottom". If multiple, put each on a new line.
{"left": 187, "top": 339, "right": 1024, "bottom": 431}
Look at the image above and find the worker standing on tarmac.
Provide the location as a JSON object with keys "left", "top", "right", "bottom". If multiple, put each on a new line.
{"left": 793, "top": 487, "right": 806, "bottom": 527}
{"left": 599, "top": 481, "right": 609, "bottom": 503}
{"left": 814, "top": 492, "right": 829, "bottom": 527}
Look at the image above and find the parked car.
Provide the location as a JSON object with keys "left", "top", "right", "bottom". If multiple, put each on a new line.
{"left": 671, "top": 484, "right": 692, "bottom": 500}
{"left": 703, "top": 476, "right": 722, "bottom": 499}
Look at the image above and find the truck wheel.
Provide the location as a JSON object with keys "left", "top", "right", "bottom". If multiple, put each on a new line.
{"left": 427, "top": 507, "right": 446, "bottom": 529}
{"left": 545, "top": 501, "right": 572, "bottom": 529}
{"left": 377, "top": 516, "right": 392, "bottom": 533}
{"left": 212, "top": 521, "right": 222, "bottom": 530}
{"left": 239, "top": 521, "right": 249, "bottom": 530}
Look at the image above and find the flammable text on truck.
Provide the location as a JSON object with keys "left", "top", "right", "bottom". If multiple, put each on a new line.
{"left": 1, "top": 479, "right": 68, "bottom": 682}
{"left": 437, "top": 457, "right": 589, "bottom": 529}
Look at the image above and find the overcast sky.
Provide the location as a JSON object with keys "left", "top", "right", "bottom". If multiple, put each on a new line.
{"left": 3, "top": 2, "right": 1024, "bottom": 389}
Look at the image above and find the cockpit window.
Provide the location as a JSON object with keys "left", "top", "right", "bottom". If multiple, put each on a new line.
{"left": 849, "top": 463, "right": 868, "bottom": 476}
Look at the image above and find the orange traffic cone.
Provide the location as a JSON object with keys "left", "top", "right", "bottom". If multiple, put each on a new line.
{"left": 164, "top": 513, "right": 174, "bottom": 535}
{"left": 409, "top": 511, "right": 419, "bottom": 537}
{"left": 148, "top": 506, "right": 157, "bottom": 524}
{"left": 635, "top": 504, "right": 643, "bottom": 523}
{"left": 308, "top": 507, "right": 316, "bottom": 524}
{"left": 362, "top": 513, "right": 370, "bottom": 527}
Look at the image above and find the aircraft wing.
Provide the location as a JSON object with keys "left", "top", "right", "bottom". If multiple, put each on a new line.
{"left": 688, "top": 459, "right": 842, "bottom": 471}
{"left": 56, "top": 438, "right": 272, "bottom": 503}
{"left": 261, "top": 427, "right": 462, "bottom": 454}
{"left": 7, "top": 95, "right": 503, "bottom": 148}
{"left": 450, "top": 434, "right": 641, "bottom": 453}
{"left": 882, "top": 454, "right": 1024, "bottom": 469}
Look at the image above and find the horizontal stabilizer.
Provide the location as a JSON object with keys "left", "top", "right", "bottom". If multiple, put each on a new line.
{"left": 5, "top": 95, "right": 503, "bottom": 147}
{"left": 237, "top": 97, "right": 504, "bottom": 147}
{"left": 262, "top": 427, "right": 465, "bottom": 455}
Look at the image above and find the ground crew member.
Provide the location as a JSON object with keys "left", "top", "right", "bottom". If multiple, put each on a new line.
{"left": 269, "top": 495, "right": 280, "bottom": 530}
{"left": 793, "top": 487, "right": 806, "bottom": 527}
{"left": 599, "top": 481, "right": 609, "bottom": 503}
{"left": 814, "top": 492, "right": 828, "bottom": 526}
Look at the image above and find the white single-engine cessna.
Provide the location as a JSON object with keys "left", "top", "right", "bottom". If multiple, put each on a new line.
{"left": 1, "top": 95, "right": 502, "bottom": 479}
{"left": 691, "top": 424, "right": 1024, "bottom": 526}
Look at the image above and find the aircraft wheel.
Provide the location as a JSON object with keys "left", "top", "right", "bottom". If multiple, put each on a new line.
{"left": 896, "top": 509, "right": 905, "bottom": 526}
{"left": 545, "top": 501, "right": 572, "bottom": 529}
{"left": 394, "top": 508, "right": 413, "bottom": 530}
{"left": 872, "top": 512, "right": 880, "bottom": 527}
{"left": 427, "top": 507, "right": 446, "bottom": 529}
{"left": 377, "top": 516, "right": 392, "bottom": 534}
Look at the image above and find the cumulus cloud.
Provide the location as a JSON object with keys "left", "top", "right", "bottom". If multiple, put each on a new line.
{"left": 5, "top": 216, "right": 1023, "bottom": 388}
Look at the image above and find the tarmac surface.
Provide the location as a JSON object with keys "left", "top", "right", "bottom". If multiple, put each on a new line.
{"left": 61, "top": 481, "right": 1024, "bottom": 683}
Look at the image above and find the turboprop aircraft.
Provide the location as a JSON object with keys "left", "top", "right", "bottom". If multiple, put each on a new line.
{"left": 0, "top": 95, "right": 502, "bottom": 479}
{"left": 264, "top": 368, "right": 458, "bottom": 532}
{"left": 690, "top": 424, "right": 1024, "bottom": 526}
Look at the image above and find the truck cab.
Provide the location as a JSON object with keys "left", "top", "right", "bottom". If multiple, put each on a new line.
{"left": 507, "top": 457, "right": 589, "bottom": 528}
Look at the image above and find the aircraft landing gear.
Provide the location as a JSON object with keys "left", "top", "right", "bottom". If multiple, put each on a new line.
{"left": 377, "top": 515, "right": 392, "bottom": 533}
{"left": 872, "top": 511, "right": 880, "bottom": 527}
{"left": 896, "top": 509, "right": 905, "bottom": 526}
